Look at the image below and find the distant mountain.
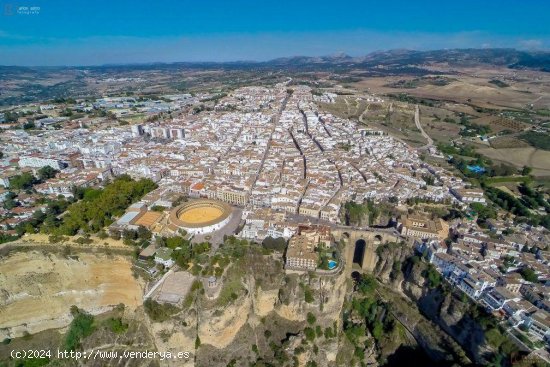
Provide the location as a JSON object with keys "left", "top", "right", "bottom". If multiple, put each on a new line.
{"left": 262, "top": 48, "right": 550, "bottom": 72}
{"left": 1, "top": 48, "right": 548, "bottom": 72}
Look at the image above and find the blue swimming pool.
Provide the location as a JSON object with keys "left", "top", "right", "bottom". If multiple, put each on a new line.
{"left": 328, "top": 260, "right": 337, "bottom": 270}
{"left": 467, "top": 165, "right": 486, "bottom": 174}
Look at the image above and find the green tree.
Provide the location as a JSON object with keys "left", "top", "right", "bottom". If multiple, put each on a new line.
{"left": 37, "top": 166, "right": 58, "bottom": 181}
{"left": 10, "top": 172, "right": 36, "bottom": 190}
{"left": 3, "top": 193, "right": 17, "bottom": 210}
{"left": 423, "top": 265, "right": 442, "bottom": 288}
{"left": 262, "top": 236, "right": 287, "bottom": 252}
{"left": 304, "top": 327, "right": 316, "bottom": 341}
{"left": 371, "top": 321, "right": 383, "bottom": 341}
{"left": 304, "top": 288, "right": 314, "bottom": 303}
{"left": 65, "top": 307, "right": 95, "bottom": 351}
{"left": 519, "top": 267, "right": 538, "bottom": 283}
{"left": 137, "top": 225, "right": 152, "bottom": 240}
{"left": 105, "top": 317, "right": 128, "bottom": 334}
{"left": 22, "top": 121, "right": 36, "bottom": 130}
{"left": 357, "top": 274, "right": 377, "bottom": 294}
{"left": 165, "top": 236, "right": 187, "bottom": 249}
{"left": 51, "top": 175, "right": 157, "bottom": 235}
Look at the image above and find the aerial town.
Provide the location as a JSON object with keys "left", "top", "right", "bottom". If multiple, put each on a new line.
{"left": 2, "top": 47, "right": 550, "bottom": 367}
{"left": 2, "top": 80, "right": 549, "bottom": 360}
{"left": 2, "top": 1, "right": 550, "bottom": 365}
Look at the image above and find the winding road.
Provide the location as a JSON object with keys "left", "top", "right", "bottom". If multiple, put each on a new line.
{"left": 414, "top": 104, "right": 434, "bottom": 149}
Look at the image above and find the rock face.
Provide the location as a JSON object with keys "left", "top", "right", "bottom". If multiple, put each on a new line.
{"left": 198, "top": 296, "right": 252, "bottom": 349}
{"left": 373, "top": 242, "right": 412, "bottom": 283}
{"left": 192, "top": 267, "right": 349, "bottom": 367}
{"left": 401, "top": 261, "right": 490, "bottom": 363}
{"left": 150, "top": 243, "right": 491, "bottom": 367}
{"left": 372, "top": 243, "right": 490, "bottom": 364}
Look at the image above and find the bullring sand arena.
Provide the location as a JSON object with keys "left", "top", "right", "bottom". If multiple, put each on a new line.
{"left": 169, "top": 199, "right": 232, "bottom": 234}
{"left": 178, "top": 206, "right": 224, "bottom": 224}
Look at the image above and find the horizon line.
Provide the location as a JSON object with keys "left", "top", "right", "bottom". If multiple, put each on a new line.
{"left": 0, "top": 46, "right": 546, "bottom": 68}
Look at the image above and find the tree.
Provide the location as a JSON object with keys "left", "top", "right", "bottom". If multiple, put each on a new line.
{"left": 306, "top": 312, "right": 316, "bottom": 325}
{"left": 470, "top": 202, "right": 496, "bottom": 221}
{"left": 9, "top": 172, "right": 36, "bottom": 190}
{"left": 3, "top": 193, "right": 17, "bottom": 210}
{"left": 304, "top": 288, "right": 314, "bottom": 303}
{"left": 143, "top": 299, "right": 178, "bottom": 322}
{"left": 357, "top": 274, "right": 377, "bottom": 294}
{"left": 371, "top": 321, "right": 383, "bottom": 341}
{"left": 137, "top": 226, "right": 152, "bottom": 240}
{"left": 4, "top": 111, "right": 18, "bottom": 122}
{"left": 65, "top": 307, "right": 95, "bottom": 351}
{"left": 110, "top": 231, "right": 121, "bottom": 240}
{"left": 22, "top": 121, "right": 35, "bottom": 130}
{"left": 51, "top": 176, "right": 157, "bottom": 235}
{"left": 519, "top": 267, "right": 538, "bottom": 283}
{"left": 122, "top": 229, "right": 138, "bottom": 240}
{"left": 521, "top": 166, "right": 533, "bottom": 176}
{"left": 262, "top": 236, "right": 287, "bottom": 252}
{"left": 165, "top": 236, "right": 187, "bottom": 249}
{"left": 0, "top": 151, "right": 3, "bottom": 159}
{"left": 304, "top": 327, "right": 316, "bottom": 342}
{"left": 37, "top": 166, "right": 58, "bottom": 181}
{"left": 423, "top": 265, "right": 442, "bottom": 288}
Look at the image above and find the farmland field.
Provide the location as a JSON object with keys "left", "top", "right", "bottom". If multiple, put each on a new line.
{"left": 477, "top": 147, "right": 550, "bottom": 177}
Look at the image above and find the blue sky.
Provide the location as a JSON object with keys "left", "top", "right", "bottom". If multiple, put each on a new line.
{"left": 1, "top": 0, "right": 549, "bottom": 65}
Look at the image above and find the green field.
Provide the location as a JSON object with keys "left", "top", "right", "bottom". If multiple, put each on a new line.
{"left": 519, "top": 131, "right": 550, "bottom": 150}
{"left": 483, "top": 176, "right": 532, "bottom": 184}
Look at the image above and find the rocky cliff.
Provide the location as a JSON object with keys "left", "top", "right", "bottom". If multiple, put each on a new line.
{"left": 373, "top": 242, "right": 492, "bottom": 364}
{"left": 401, "top": 258, "right": 492, "bottom": 364}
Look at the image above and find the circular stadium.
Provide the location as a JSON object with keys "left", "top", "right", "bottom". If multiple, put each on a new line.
{"left": 168, "top": 199, "right": 233, "bottom": 235}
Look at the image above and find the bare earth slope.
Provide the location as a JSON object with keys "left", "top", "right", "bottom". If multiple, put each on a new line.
{"left": 0, "top": 249, "right": 143, "bottom": 339}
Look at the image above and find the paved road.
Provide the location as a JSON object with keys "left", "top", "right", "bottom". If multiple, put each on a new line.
{"left": 414, "top": 104, "right": 434, "bottom": 149}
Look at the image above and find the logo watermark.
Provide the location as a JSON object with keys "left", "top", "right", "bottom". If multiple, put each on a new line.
{"left": 3, "top": 4, "right": 41, "bottom": 16}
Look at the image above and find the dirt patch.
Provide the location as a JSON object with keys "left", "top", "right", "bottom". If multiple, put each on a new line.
{"left": 253, "top": 287, "right": 278, "bottom": 317}
{"left": 0, "top": 250, "right": 143, "bottom": 338}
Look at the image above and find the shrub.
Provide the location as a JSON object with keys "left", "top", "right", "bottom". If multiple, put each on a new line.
{"left": 105, "top": 317, "right": 128, "bottom": 334}
{"left": 261, "top": 236, "right": 287, "bottom": 252}
{"left": 65, "top": 307, "right": 95, "bottom": 351}
{"left": 143, "top": 299, "right": 179, "bottom": 322}
{"left": 304, "top": 288, "right": 314, "bottom": 303}
{"left": 304, "top": 327, "right": 316, "bottom": 342}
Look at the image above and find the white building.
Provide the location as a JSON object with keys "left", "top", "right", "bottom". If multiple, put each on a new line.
{"left": 450, "top": 188, "right": 486, "bottom": 205}
{"left": 19, "top": 156, "right": 66, "bottom": 170}
{"left": 154, "top": 248, "right": 175, "bottom": 268}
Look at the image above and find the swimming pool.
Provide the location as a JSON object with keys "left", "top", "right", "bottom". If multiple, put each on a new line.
{"left": 328, "top": 260, "right": 337, "bottom": 270}
{"left": 467, "top": 165, "right": 486, "bottom": 174}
